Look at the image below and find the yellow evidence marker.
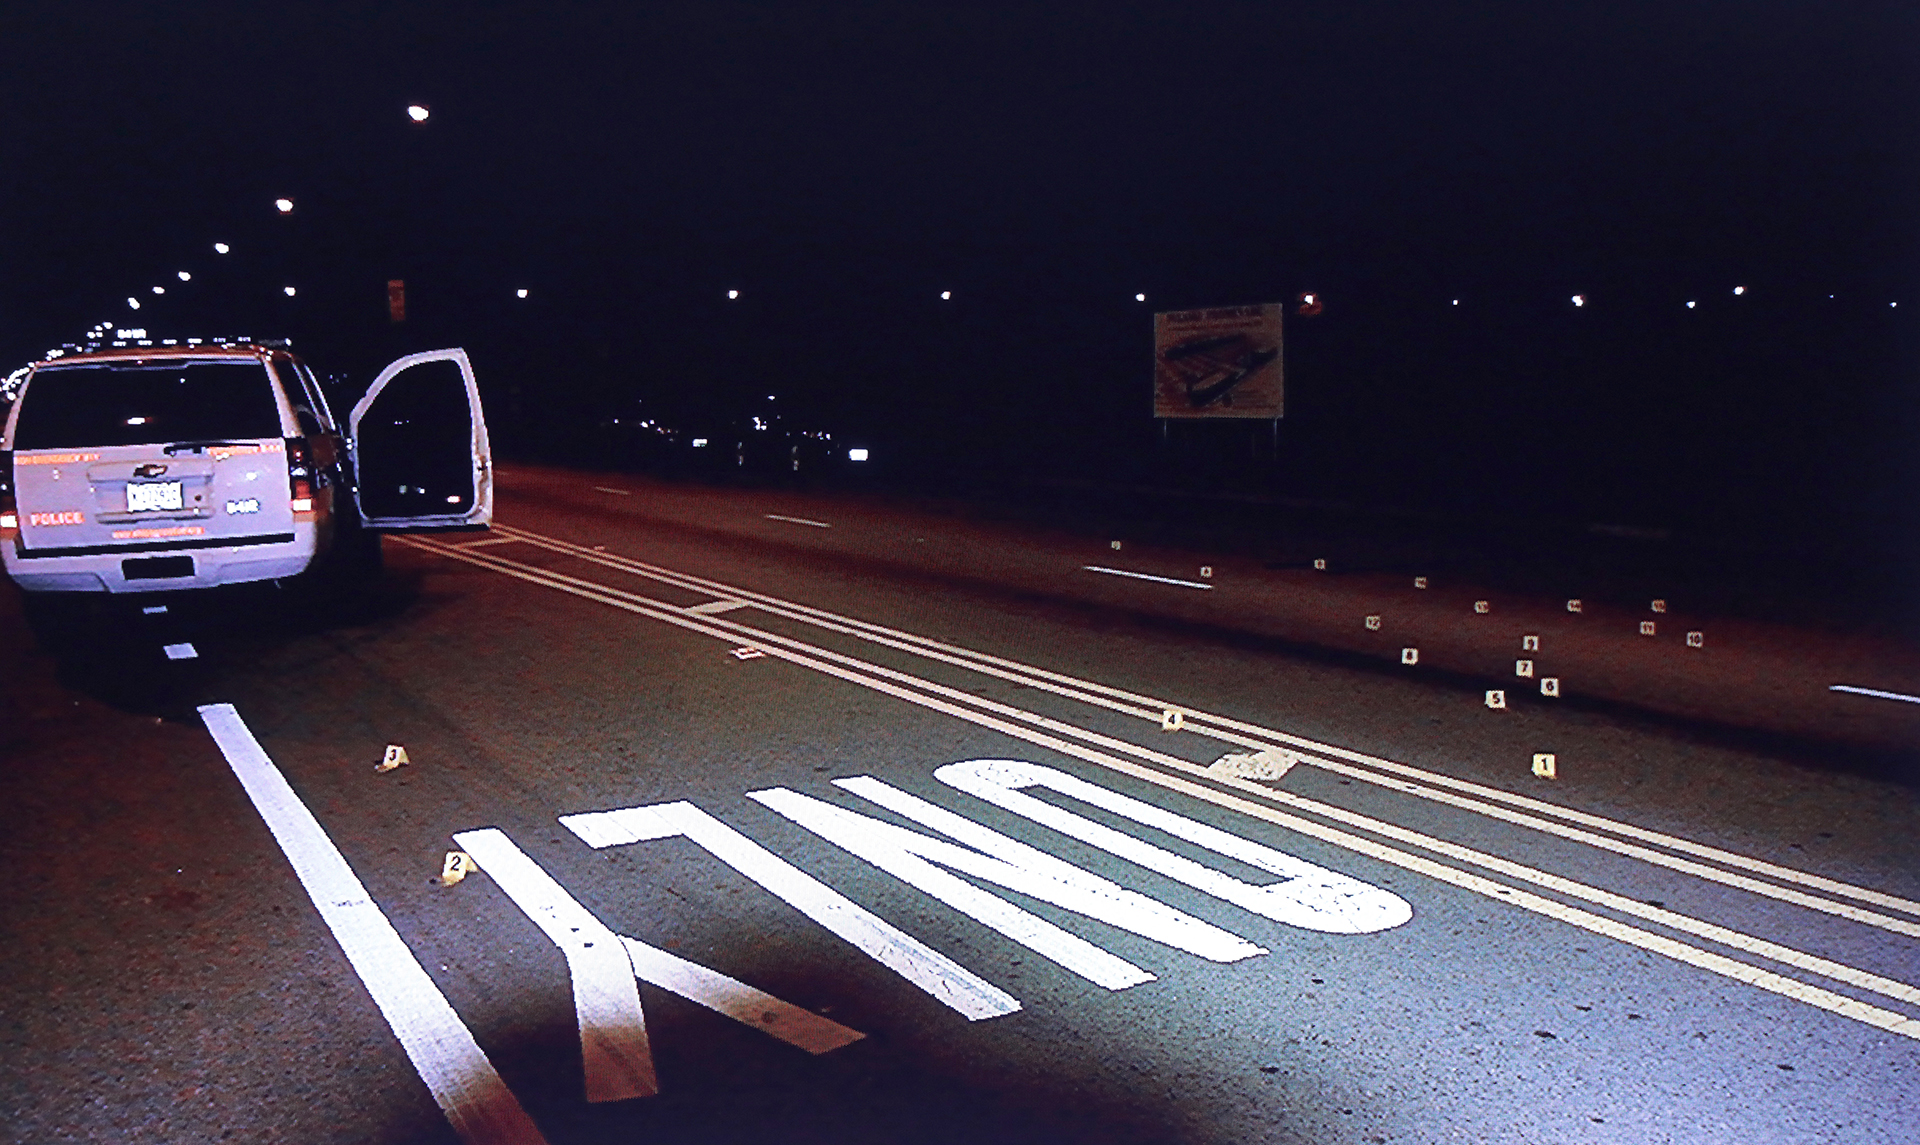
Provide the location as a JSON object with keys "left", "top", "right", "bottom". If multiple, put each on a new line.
{"left": 1160, "top": 709, "right": 1187, "bottom": 732}
{"left": 1532, "top": 753, "right": 1557, "bottom": 779}
{"left": 438, "top": 851, "right": 478, "bottom": 886}
{"left": 375, "top": 744, "right": 409, "bottom": 773}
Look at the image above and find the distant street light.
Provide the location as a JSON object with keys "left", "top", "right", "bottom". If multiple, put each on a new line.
{"left": 274, "top": 198, "right": 294, "bottom": 214}
{"left": 940, "top": 290, "right": 951, "bottom": 300}
{"left": 151, "top": 286, "right": 165, "bottom": 294}
{"left": 1571, "top": 294, "right": 1586, "bottom": 307}
{"left": 283, "top": 286, "right": 297, "bottom": 297}
{"left": 177, "top": 271, "right": 191, "bottom": 282}
{"left": 407, "top": 104, "right": 430, "bottom": 123}
{"left": 1686, "top": 300, "right": 1696, "bottom": 309}
{"left": 1135, "top": 293, "right": 1146, "bottom": 302}
{"left": 213, "top": 242, "right": 230, "bottom": 254}
{"left": 727, "top": 289, "right": 739, "bottom": 299}
{"left": 1733, "top": 285, "right": 1746, "bottom": 295}
{"left": 1451, "top": 299, "right": 1459, "bottom": 305}
{"left": 127, "top": 297, "right": 141, "bottom": 310}
{"left": 515, "top": 288, "right": 529, "bottom": 298}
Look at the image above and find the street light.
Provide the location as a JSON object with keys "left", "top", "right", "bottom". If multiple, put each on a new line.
{"left": 152, "top": 286, "right": 165, "bottom": 294}
{"left": 1733, "top": 285, "right": 1746, "bottom": 296}
{"left": 177, "top": 271, "right": 191, "bottom": 282}
{"left": 727, "top": 289, "right": 739, "bottom": 299}
{"left": 127, "top": 297, "right": 141, "bottom": 310}
{"left": 274, "top": 198, "right": 294, "bottom": 214}
{"left": 283, "top": 286, "right": 297, "bottom": 297}
{"left": 1571, "top": 294, "right": 1586, "bottom": 307}
{"left": 1135, "top": 293, "right": 1146, "bottom": 302}
{"left": 515, "top": 288, "right": 529, "bottom": 299}
{"left": 940, "top": 290, "right": 952, "bottom": 300}
{"left": 407, "top": 104, "right": 430, "bottom": 123}
{"left": 213, "top": 242, "right": 230, "bottom": 254}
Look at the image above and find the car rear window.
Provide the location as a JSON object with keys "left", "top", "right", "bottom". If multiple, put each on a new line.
{"left": 11, "top": 361, "right": 282, "bottom": 449}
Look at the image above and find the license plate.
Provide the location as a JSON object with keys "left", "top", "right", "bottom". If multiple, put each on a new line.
{"left": 127, "top": 481, "right": 184, "bottom": 512}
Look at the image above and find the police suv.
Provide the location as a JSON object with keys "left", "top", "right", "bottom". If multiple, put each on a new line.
{"left": 0, "top": 341, "right": 491, "bottom": 601}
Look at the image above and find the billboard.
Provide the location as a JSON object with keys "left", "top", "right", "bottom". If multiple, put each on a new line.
{"left": 1153, "top": 303, "right": 1283, "bottom": 419}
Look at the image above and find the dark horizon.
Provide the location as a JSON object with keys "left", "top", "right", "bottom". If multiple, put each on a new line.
{"left": 5, "top": 2, "right": 1916, "bottom": 570}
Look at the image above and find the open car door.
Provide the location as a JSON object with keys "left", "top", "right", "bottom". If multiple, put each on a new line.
{"left": 348, "top": 348, "right": 493, "bottom": 530}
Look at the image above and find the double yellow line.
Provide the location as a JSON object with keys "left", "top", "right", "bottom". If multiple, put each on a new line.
{"left": 402, "top": 525, "right": 1920, "bottom": 1040}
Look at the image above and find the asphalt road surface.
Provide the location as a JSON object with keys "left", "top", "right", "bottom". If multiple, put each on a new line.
{"left": 4, "top": 467, "right": 1918, "bottom": 1145}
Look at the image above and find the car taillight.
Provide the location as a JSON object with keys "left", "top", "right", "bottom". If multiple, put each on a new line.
{"left": 286, "top": 437, "right": 314, "bottom": 515}
{"left": 0, "top": 451, "right": 15, "bottom": 541}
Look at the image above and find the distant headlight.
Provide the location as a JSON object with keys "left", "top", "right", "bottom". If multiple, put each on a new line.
{"left": 847, "top": 448, "right": 870, "bottom": 462}
{"left": 691, "top": 438, "right": 709, "bottom": 448}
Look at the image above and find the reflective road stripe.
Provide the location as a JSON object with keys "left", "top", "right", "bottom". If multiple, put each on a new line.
{"left": 198, "top": 704, "right": 548, "bottom": 1145}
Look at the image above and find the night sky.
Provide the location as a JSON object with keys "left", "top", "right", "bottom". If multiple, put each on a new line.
{"left": 4, "top": 3, "right": 1915, "bottom": 563}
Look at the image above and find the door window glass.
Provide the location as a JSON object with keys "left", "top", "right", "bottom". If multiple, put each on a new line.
{"left": 355, "top": 358, "right": 475, "bottom": 519}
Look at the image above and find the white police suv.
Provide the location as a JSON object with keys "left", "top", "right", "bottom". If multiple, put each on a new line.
{"left": 0, "top": 341, "right": 490, "bottom": 596}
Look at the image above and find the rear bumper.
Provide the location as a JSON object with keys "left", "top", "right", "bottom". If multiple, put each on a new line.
{"left": 2, "top": 525, "right": 317, "bottom": 593}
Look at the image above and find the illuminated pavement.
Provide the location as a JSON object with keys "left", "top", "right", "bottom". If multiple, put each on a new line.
{"left": 3, "top": 468, "right": 1918, "bottom": 1144}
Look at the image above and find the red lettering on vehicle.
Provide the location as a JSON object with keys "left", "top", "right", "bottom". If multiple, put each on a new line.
{"left": 27, "top": 511, "right": 86, "bottom": 526}
{"left": 15, "top": 452, "right": 100, "bottom": 466}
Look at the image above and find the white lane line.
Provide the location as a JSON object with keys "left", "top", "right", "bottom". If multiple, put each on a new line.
{"left": 457, "top": 536, "right": 525, "bottom": 549}
{"left": 765, "top": 514, "right": 832, "bottom": 528}
{"left": 196, "top": 705, "right": 547, "bottom": 1145}
{"left": 453, "top": 829, "right": 657, "bottom": 1103}
{"left": 1831, "top": 684, "right": 1920, "bottom": 705}
{"left": 687, "top": 599, "right": 754, "bottom": 615}
{"left": 486, "top": 526, "right": 1920, "bottom": 921}
{"left": 405, "top": 538, "right": 1920, "bottom": 1037}
{"left": 1081, "top": 565, "right": 1214, "bottom": 590}
{"left": 558, "top": 800, "right": 1020, "bottom": 1021}
{"left": 163, "top": 642, "right": 197, "bottom": 660}
{"left": 592, "top": 487, "right": 632, "bottom": 496}
{"left": 619, "top": 936, "right": 866, "bottom": 1054}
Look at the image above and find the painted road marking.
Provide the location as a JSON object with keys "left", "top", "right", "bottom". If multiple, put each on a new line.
{"left": 407, "top": 535, "right": 1920, "bottom": 1036}
{"left": 455, "top": 830, "right": 865, "bottom": 1076}
{"left": 765, "top": 514, "right": 831, "bottom": 528}
{"left": 760, "top": 780, "right": 1265, "bottom": 977}
{"left": 457, "top": 536, "right": 525, "bottom": 548}
{"left": 163, "top": 642, "right": 197, "bottom": 660}
{"left": 687, "top": 598, "right": 754, "bottom": 615}
{"left": 197, "top": 704, "right": 547, "bottom": 1145}
{"left": 453, "top": 829, "right": 657, "bottom": 1103}
{"left": 142, "top": 605, "right": 167, "bottom": 615}
{"left": 1830, "top": 684, "right": 1920, "bottom": 705}
{"left": 592, "top": 486, "right": 632, "bottom": 496}
{"left": 934, "top": 760, "right": 1412, "bottom": 935}
{"left": 1081, "top": 565, "right": 1215, "bottom": 590}
{"left": 559, "top": 801, "right": 1019, "bottom": 1021}
{"left": 426, "top": 528, "right": 1920, "bottom": 942}
{"left": 481, "top": 524, "right": 1920, "bottom": 923}
{"left": 750, "top": 788, "right": 1157, "bottom": 989}
{"left": 618, "top": 937, "right": 865, "bottom": 1054}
